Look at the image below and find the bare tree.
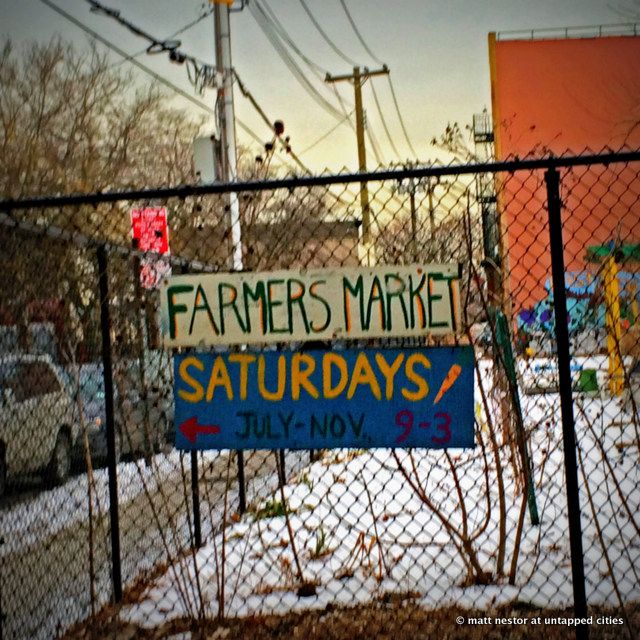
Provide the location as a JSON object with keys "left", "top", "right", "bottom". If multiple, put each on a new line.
{"left": 0, "top": 38, "right": 202, "bottom": 199}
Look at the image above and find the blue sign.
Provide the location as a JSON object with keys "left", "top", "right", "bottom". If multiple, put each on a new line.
{"left": 173, "top": 346, "right": 475, "bottom": 450}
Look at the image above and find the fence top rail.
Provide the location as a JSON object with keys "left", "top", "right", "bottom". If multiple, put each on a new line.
{"left": 1, "top": 149, "right": 640, "bottom": 212}
{"left": 0, "top": 212, "right": 218, "bottom": 273}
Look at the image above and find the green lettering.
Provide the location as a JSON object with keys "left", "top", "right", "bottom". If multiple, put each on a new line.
{"left": 408, "top": 274, "right": 427, "bottom": 329}
{"left": 267, "top": 279, "right": 287, "bottom": 334}
{"left": 166, "top": 284, "right": 193, "bottom": 339}
{"left": 428, "top": 273, "right": 448, "bottom": 328}
{"left": 343, "top": 275, "right": 365, "bottom": 332}
{"left": 242, "top": 281, "right": 267, "bottom": 335}
{"left": 309, "top": 280, "right": 331, "bottom": 333}
{"left": 384, "top": 274, "right": 409, "bottom": 332}
{"left": 188, "top": 284, "right": 220, "bottom": 336}
{"left": 218, "top": 282, "right": 247, "bottom": 334}
{"left": 287, "top": 278, "right": 310, "bottom": 334}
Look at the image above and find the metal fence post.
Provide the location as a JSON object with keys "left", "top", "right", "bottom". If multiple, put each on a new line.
{"left": 237, "top": 450, "right": 246, "bottom": 514}
{"left": 190, "top": 450, "right": 202, "bottom": 548}
{"left": 97, "top": 244, "right": 123, "bottom": 604}
{"left": 0, "top": 535, "right": 4, "bottom": 640}
{"left": 277, "top": 449, "right": 286, "bottom": 488}
{"left": 178, "top": 265, "right": 204, "bottom": 546}
{"left": 545, "top": 167, "right": 588, "bottom": 639}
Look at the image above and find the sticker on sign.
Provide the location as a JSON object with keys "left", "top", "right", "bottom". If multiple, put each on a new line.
{"left": 131, "top": 207, "right": 171, "bottom": 289}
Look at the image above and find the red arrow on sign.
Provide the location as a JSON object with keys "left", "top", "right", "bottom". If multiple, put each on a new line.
{"left": 180, "top": 417, "right": 221, "bottom": 443}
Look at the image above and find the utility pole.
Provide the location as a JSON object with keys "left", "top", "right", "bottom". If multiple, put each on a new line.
{"left": 395, "top": 166, "right": 444, "bottom": 263}
{"left": 213, "top": 0, "right": 247, "bottom": 515}
{"left": 325, "top": 65, "right": 389, "bottom": 258}
{"left": 214, "top": 1, "right": 243, "bottom": 271}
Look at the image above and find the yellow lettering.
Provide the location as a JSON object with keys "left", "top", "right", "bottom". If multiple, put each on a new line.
{"left": 347, "top": 353, "right": 382, "bottom": 400}
{"left": 228, "top": 353, "right": 256, "bottom": 400}
{"left": 402, "top": 353, "right": 431, "bottom": 401}
{"left": 205, "top": 356, "right": 234, "bottom": 401}
{"left": 322, "top": 353, "right": 348, "bottom": 399}
{"left": 258, "top": 354, "right": 286, "bottom": 401}
{"left": 292, "top": 353, "right": 319, "bottom": 400}
{"left": 375, "top": 352, "right": 405, "bottom": 400}
{"left": 178, "top": 356, "right": 204, "bottom": 403}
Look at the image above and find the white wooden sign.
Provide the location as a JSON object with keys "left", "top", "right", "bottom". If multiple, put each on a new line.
{"left": 160, "top": 264, "right": 461, "bottom": 348}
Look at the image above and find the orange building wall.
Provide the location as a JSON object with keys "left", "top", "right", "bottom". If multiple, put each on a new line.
{"left": 489, "top": 35, "right": 640, "bottom": 312}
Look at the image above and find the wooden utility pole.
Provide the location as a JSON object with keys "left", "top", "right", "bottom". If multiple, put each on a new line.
{"left": 325, "top": 66, "right": 389, "bottom": 247}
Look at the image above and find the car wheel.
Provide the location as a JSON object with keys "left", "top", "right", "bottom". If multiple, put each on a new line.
{"left": 48, "top": 430, "right": 72, "bottom": 485}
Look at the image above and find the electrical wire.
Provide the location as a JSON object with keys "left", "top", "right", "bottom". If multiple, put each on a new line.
{"left": 36, "top": 0, "right": 270, "bottom": 153}
{"left": 38, "top": 0, "right": 372, "bottom": 201}
{"left": 84, "top": 0, "right": 218, "bottom": 93}
{"left": 298, "top": 0, "right": 358, "bottom": 67}
{"left": 336, "top": 0, "right": 418, "bottom": 159}
{"left": 87, "top": 0, "right": 320, "bottom": 173}
{"left": 299, "top": 112, "right": 354, "bottom": 154}
{"left": 254, "top": 0, "right": 326, "bottom": 76}
{"left": 387, "top": 74, "right": 419, "bottom": 159}
{"left": 369, "top": 78, "right": 402, "bottom": 161}
{"left": 111, "top": 6, "right": 214, "bottom": 68}
{"left": 338, "top": 0, "right": 384, "bottom": 66}
{"left": 76, "top": 0, "right": 304, "bottom": 172}
{"left": 365, "top": 117, "right": 385, "bottom": 166}
{"left": 248, "top": 0, "right": 349, "bottom": 122}
{"left": 252, "top": 0, "right": 403, "bottom": 178}
{"left": 232, "top": 69, "right": 313, "bottom": 174}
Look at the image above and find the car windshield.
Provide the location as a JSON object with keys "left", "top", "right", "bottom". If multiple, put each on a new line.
{"left": 0, "top": 360, "right": 61, "bottom": 400}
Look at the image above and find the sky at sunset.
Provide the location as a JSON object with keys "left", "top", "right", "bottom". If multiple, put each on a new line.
{"left": 0, "top": 0, "right": 634, "bottom": 172}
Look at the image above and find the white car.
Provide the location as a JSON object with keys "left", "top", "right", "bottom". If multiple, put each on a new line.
{"left": 0, "top": 354, "right": 80, "bottom": 496}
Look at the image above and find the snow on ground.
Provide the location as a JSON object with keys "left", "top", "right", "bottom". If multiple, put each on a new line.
{"left": 119, "top": 356, "right": 640, "bottom": 626}
{"left": 0, "top": 449, "right": 227, "bottom": 557}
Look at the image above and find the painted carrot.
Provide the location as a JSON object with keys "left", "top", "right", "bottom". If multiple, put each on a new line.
{"left": 433, "top": 364, "right": 462, "bottom": 404}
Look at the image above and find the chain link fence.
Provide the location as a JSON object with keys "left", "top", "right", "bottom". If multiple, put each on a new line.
{"left": 0, "top": 150, "right": 638, "bottom": 639}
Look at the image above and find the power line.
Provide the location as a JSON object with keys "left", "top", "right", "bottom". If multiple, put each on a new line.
{"left": 84, "top": 0, "right": 218, "bottom": 93}
{"left": 248, "top": 1, "right": 349, "bottom": 123}
{"left": 86, "top": 0, "right": 320, "bottom": 173}
{"left": 73, "top": 0, "right": 304, "bottom": 171}
{"left": 298, "top": 0, "right": 358, "bottom": 67}
{"left": 369, "top": 77, "right": 402, "bottom": 161}
{"left": 232, "top": 70, "right": 312, "bottom": 174}
{"left": 255, "top": 0, "right": 326, "bottom": 76}
{"left": 336, "top": 0, "right": 418, "bottom": 159}
{"left": 365, "top": 118, "right": 385, "bottom": 166}
{"left": 36, "top": 0, "right": 362, "bottom": 197}
{"left": 35, "top": 0, "right": 270, "bottom": 152}
{"left": 387, "top": 75, "right": 419, "bottom": 159}
{"left": 299, "top": 112, "right": 353, "bottom": 154}
{"left": 252, "top": 0, "right": 393, "bottom": 174}
{"left": 338, "top": 0, "right": 384, "bottom": 66}
{"left": 111, "top": 6, "right": 214, "bottom": 68}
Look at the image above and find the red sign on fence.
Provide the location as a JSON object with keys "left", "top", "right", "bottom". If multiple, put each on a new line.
{"left": 130, "top": 207, "right": 170, "bottom": 254}
{"left": 130, "top": 207, "right": 171, "bottom": 289}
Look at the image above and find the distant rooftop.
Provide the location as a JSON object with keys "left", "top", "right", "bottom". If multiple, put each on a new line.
{"left": 495, "top": 23, "right": 639, "bottom": 42}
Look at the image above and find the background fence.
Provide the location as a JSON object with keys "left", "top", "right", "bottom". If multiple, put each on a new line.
{"left": 0, "top": 150, "right": 638, "bottom": 639}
